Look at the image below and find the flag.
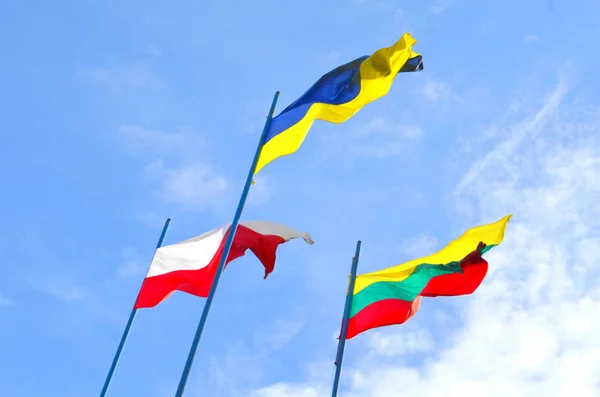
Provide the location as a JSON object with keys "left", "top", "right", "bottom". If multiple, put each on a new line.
{"left": 254, "top": 32, "right": 423, "bottom": 175}
{"left": 346, "top": 215, "right": 512, "bottom": 339}
{"left": 134, "top": 221, "right": 314, "bottom": 309}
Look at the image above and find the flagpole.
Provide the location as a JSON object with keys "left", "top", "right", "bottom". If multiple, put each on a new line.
{"left": 99, "top": 218, "right": 171, "bottom": 397}
{"left": 174, "top": 91, "right": 280, "bottom": 397}
{"left": 331, "top": 240, "right": 362, "bottom": 397}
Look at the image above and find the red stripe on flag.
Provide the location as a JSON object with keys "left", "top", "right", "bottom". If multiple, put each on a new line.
{"left": 133, "top": 225, "right": 286, "bottom": 309}
{"left": 421, "top": 244, "right": 488, "bottom": 297}
{"left": 346, "top": 297, "right": 421, "bottom": 340}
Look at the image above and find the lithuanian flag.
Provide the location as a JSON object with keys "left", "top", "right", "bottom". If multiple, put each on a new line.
{"left": 346, "top": 215, "right": 512, "bottom": 339}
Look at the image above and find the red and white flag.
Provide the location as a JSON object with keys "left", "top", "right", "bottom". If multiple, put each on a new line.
{"left": 134, "top": 221, "right": 314, "bottom": 309}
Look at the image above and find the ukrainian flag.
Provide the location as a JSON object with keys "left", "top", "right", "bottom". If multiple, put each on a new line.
{"left": 254, "top": 32, "right": 423, "bottom": 175}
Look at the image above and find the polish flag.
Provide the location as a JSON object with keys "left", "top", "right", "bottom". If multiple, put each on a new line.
{"left": 134, "top": 221, "right": 314, "bottom": 309}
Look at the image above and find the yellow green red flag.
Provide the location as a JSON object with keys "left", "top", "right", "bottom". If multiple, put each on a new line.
{"left": 347, "top": 214, "right": 512, "bottom": 339}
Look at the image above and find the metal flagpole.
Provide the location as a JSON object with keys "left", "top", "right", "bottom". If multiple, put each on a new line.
{"left": 331, "top": 240, "right": 362, "bottom": 397}
{"left": 174, "top": 91, "right": 280, "bottom": 397}
{"left": 99, "top": 218, "right": 171, "bottom": 397}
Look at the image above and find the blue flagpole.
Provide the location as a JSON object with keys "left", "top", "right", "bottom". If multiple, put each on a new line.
{"left": 174, "top": 91, "right": 280, "bottom": 397}
{"left": 99, "top": 218, "right": 171, "bottom": 397}
{"left": 331, "top": 240, "right": 362, "bottom": 397}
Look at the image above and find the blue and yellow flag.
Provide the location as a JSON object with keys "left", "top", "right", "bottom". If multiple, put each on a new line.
{"left": 254, "top": 32, "right": 423, "bottom": 175}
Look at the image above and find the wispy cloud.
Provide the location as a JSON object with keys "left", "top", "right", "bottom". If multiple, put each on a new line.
{"left": 430, "top": 0, "right": 457, "bottom": 14}
{"left": 77, "top": 57, "right": 162, "bottom": 92}
{"left": 247, "top": 174, "right": 273, "bottom": 206}
{"left": 250, "top": 383, "right": 324, "bottom": 397}
{"left": 480, "top": 21, "right": 496, "bottom": 35}
{"left": 352, "top": 0, "right": 392, "bottom": 9}
{"left": 117, "top": 260, "right": 145, "bottom": 279}
{"left": 524, "top": 34, "right": 539, "bottom": 43}
{"left": 145, "top": 159, "right": 228, "bottom": 210}
{"left": 455, "top": 78, "right": 568, "bottom": 195}
{"left": 116, "top": 247, "right": 147, "bottom": 279}
{"left": 367, "top": 329, "right": 434, "bottom": 357}
{"left": 315, "top": 51, "right": 343, "bottom": 69}
{"left": 397, "top": 234, "right": 438, "bottom": 258}
{"left": 0, "top": 294, "right": 13, "bottom": 307}
{"left": 119, "top": 125, "right": 229, "bottom": 211}
{"left": 45, "top": 283, "right": 87, "bottom": 303}
{"left": 422, "top": 80, "right": 451, "bottom": 102}
{"left": 316, "top": 116, "right": 423, "bottom": 162}
{"left": 119, "top": 125, "right": 206, "bottom": 158}
{"left": 392, "top": 8, "right": 413, "bottom": 32}
{"left": 193, "top": 315, "right": 306, "bottom": 396}
{"left": 254, "top": 317, "right": 306, "bottom": 350}
{"left": 360, "top": 117, "right": 423, "bottom": 141}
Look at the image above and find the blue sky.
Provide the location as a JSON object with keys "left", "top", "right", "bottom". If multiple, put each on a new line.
{"left": 2, "top": 0, "right": 600, "bottom": 396}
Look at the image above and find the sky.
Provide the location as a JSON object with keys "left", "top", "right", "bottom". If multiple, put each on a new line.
{"left": 2, "top": 0, "right": 600, "bottom": 396}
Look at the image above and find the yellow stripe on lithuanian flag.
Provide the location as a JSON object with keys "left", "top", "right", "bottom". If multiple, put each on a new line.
{"left": 347, "top": 214, "right": 512, "bottom": 339}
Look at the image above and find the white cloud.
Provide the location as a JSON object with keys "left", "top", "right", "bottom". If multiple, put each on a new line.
{"left": 455, "top": 78, "right": 567, "bottom": 195}
{"left": 422, "top": 80, "right": 450, "bottom": 102}
{"left": 430, "top": 0, "right": 456, "bottom": 14}
{"left": 115, "top": 246, "right": 147, "bottom": 279}
{"left": 480, "top": 21, "right": 496, "bottom": 35}
{"left": 78, "top": 57, "right": 162, "bottom": 92}
{"left": 119, "top": 125, "right": 205, "bottom": 157}
{"left": 397, "top": 235, "right": 438, "bottom": 259}
{"left": 145, "top": 160, "right": 228, "bottom": 210}
{"left": 247, "top": 174, "right": 273, "bottom": 206}
{"left": 0, "top": 294, "right": 13, "bottom": 307}
{"left": 316, "top": 116, "right": 423, "bottom": 161}
{"left": 250, "top": 384, "right": 324, "bottom": 397}
{"left": 248, "top": 74, "right": 600, "bottom": 396}
{"left": 191, "top": 315, "right": 307, "bottom": 396}
{"left": 390, "top": 8, "right": 413, "bottom": 34}
{"left": 254, "top": 317, "right": 306, "bottom": 351}
{"left": 352, "top": 0, "right": 390, "bottom": 9}
{"left": 192, "top": 340, "right": 267, "bottom": 397}
{"left": 366, "top": 329, "right": 434, "bottom": 357}
{"left": 46, "top": 284, "right": 87, "bottom": 303}
{"left": 117, "top": 260, "right": 146, "bottom": 279}
{"left": 118, "top": 125, "right": 229, "bottom": 211}
{"left": 136, "top": 209, "right": 171, "bottom": 231}
{"left": 316, "top": 51, "right": 343, "bottom": 69}
{"left": 359, "top": 117, "right": 423, "bottom": 141}
{"left": 524, "top": 34, "right": 539, "bottom": 43}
